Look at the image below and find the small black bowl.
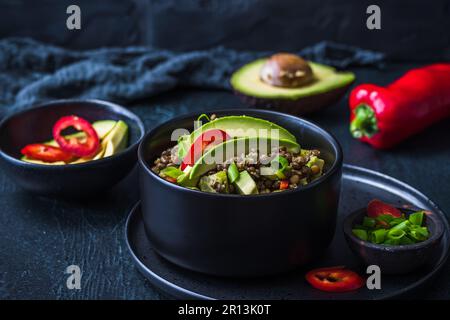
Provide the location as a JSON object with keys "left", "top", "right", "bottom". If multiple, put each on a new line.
{"left": 343, "top": 207, "right": 445, "bottom": 274}
{"left": 138, "top": 108, "right": 343, "bottom": 277}
{"left": 0, "top": 99, "right": 145, "bottom": 197}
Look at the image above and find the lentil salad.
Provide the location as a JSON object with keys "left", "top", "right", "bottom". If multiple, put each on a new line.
{"left": 151, "top": 114, "right": 325, "bottom": 195}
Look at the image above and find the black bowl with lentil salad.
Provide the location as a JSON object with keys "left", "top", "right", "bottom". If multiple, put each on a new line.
{"left": 138, "top": 109, "right": 342, "bottom": 276}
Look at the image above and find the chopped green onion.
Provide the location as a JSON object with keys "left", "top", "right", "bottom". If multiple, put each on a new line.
{"left": 160, "top": 166, "right": 184, "bottom": 179}
{"left": 271, "top": 155, "right": 289, "bottom": 169}
{"left": 387, "top": 229, "right": 406, "bottom": 240}
{"left": 370, "top": 229, "right": 387, "bottom": 244}
{"left": 376, "top": 214, "right": 394, "bottom": 224}
{"left": 356, "top": 205, "right": 430, "bottom": 246}
{"left": 409, "top": 211, "right": 424, "bottom": 226}
{"left": 362, "top": 217, "right": 376, "bottom": 228}
{"left": 383, "top": 238, "right": 400, "bottom": 245}
{"left": 390, "top": 220, "right": 411, "bottom": 232}
{"left": 399, "top": 236, "right": 415, "bottom": 245}
{"left": 271, "top": 156, "right": 289, "bottom": 179}
{"left": 352, "top": 229, "right": 368, "bottom": 241}
{"left": 197, "top": 113, "right": 210, "bottom": 123}
{"left": 408, "top": 226, "right": 429, "bottom": 241}
{"left": 388, "top": 217, "right": 406, "bottom": 227}
{"left": 227, "top": 162, "right": 239, "bottom": 184}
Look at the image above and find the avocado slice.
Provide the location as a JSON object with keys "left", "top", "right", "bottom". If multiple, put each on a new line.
{"left": 199, "top": 171, "right": 229, "bottom": 194}
{"left": 259, "top": 166, "right": 278, "bottom": 180}
{"left": 177, "top": 166, "right": 200, "bottom": 187}
{"left": 230, "top": 59, "right": 355, "bottom": 114}
{"left": 67, "top": 120, "right": 128, "bottom": 164}
{"left": 70, "top": 120, "right": 128, "bottom": 163}
{"left": 234, "top": 170, "right": 258, "bottom": 195}
{"left": 21, "top": 120, "right": 127, "bottom": 165}
{"left": 101, "top": 120, "right": 129, "bottom": 158}
{"left": 45, "top": 120, "right": 117, "bottom": 147}
{"left": 177, "top": 115, "right": 297, "bottom": 159}
{"left": 189, "top": 137, "right": 300, "bottom": 180}
{"left": 20, "top": 156, "right": 66, "bottom": 165}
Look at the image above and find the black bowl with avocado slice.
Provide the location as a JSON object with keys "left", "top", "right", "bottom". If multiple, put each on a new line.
{"left": 0, "top": 99, "right": 145, "bottom": 197}
{"left": 138, "top": 109, "right": 343, "bottom": 277}
{"left": 231, "top": 53, "right": 355, "bottom": 115}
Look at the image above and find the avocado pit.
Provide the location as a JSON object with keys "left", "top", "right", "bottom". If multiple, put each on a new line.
{"left": 260, "top": 53, "right": 314, "bottom": 88}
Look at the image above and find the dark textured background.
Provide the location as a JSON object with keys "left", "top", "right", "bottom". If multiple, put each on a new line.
{"left": 0, "top": 0, "right": 449, "bottom": 60}
{"left": 0, "top": 0, "right": 449, "bottom": 299}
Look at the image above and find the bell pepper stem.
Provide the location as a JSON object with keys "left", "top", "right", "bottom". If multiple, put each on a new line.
{"left": 350, "top": 104, "right": 379, "bottom": 138}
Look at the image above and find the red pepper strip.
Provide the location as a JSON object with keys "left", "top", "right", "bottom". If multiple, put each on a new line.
{"left": 21, "top": 144, "right": 73, "bottom": 163}
{"left": 279, "top": 180, "right": 289, "bottom": 190}
{"left": 180, "top": 129, "right": 230, "bottom": 171}
{"left": 306, "top": 266, "right": 364, "bottom": 292}
{"left": 349, "top": 63, "right": 450, "bottom": 149}
{"left": 367, "top": 199, "right": 402, "bottom": 218}
{"left": 53, "top": 115, "right": 100, "bottom": 157}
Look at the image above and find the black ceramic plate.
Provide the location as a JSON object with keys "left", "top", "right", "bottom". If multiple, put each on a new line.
{"left": 125, "top": 164, "right": 450, "bottom": 300}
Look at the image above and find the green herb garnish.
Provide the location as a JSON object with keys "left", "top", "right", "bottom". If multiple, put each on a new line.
{"left": 352, "top": 229, "right": 368, "bottom": 241}
{"left": 270, "top": 155, "right": 289, "bottom": 179}
{"left": 352, "top": 210, "right": 429, "bottom": 246}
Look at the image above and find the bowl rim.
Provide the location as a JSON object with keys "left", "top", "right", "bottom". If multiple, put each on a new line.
{"left": 343, "top": 206, "right": 445, "bottom": 251}
{"left": 138, "top": 108, "right": 343, "bottom": 199}
{"left": 0, "top": 99, "right": 145, "bottom": 169}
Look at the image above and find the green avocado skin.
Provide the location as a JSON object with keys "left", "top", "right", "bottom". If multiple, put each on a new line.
{"left": 189, "top": 137, "right": 300, "bottom": 180}
{"left": 177, "top": 115, "right": 297, "bottom": 160}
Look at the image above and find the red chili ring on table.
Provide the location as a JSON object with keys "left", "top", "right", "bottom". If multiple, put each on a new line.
{"left": 305, "top": 266, "right": 364, "bottom": 293}
{"left": 52, "top": 115, "right": 100, "bottom": 157}
{"left": 21, "top": 144, "right": 73, "bottom": 163}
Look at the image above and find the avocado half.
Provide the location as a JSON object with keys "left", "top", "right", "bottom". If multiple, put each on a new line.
{"left": 230, "top": 58, "right": 355, "bottom": 115}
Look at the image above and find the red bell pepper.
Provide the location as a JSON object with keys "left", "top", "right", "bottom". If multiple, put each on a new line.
{"left": 349, "top": 63, "right": 450, "bottom": 149}
{"left": 279, "top": 180, "right": 289, "bottom": 190}
{"left": 305, "top": 266, "right": 364, "bottom": 293}
{"left": 180, "top": 129, "right": 230, "bottom": 171}
{"left": 53, "top": 115, "right": 100, "bottom": 157}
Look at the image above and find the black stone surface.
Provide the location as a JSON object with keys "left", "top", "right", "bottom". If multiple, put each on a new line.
{"left": 1, "top": 63, "right": 449, "bottom": 299}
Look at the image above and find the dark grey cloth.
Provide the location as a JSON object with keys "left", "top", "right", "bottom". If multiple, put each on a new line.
{"left": 0, "top": 38, "right": 384, "bottom": 112}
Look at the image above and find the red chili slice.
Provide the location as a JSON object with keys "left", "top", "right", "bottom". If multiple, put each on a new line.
{"left": 367, "top": 199, "right": 402, "bottom": 218}
{"left": 21, "top": 144, "right": 73, "bottom": 163}
{"left": 306, "top": 266, "right": 364, "bottom": 292}
{"left": 53, "top": 115, "right": 99, "bottom": 157}
{"left": 180, "top": 129, "right": 230, "bottom": 171}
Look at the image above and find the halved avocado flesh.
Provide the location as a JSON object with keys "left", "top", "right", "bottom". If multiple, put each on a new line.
{"left": 230, "top": 59, "right": 355, "bottom": 101}
{"left": 189, "top": 137, "right": 300, "bottom": 179}
{"left": 178, "top": 115, "right": 297, "bottom": 159}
